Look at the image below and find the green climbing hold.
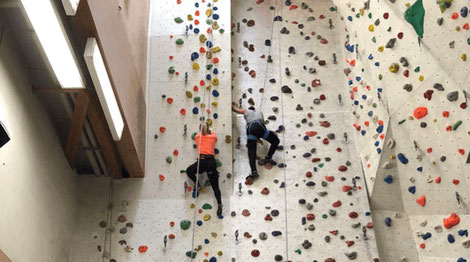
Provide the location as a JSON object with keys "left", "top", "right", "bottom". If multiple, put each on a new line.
{"left": 175, "top": 38, "right": 184, "bottom": 45}
{"left": 452, "top": 120, "right": 462, "bottom": 130}
{"left": 318, "top": 163, "right": 324, "bottom": 168}
{"left": 194, "top": 96, "right": 201, "bottom": 103}
{"left": 185, "top": 251, "right": 197, "bottom": 258}
{"left": 301, "top": 83, "right": 306, "bottom": 87}
{"left": 166, "top": 156, "right": 172, "bottom": 164}
{"left": 355, "top": 13, "right": 360, "bottom": 18}
{"left": 219, "top": 29, "right": 225, "bottom": 34}
{"left": 295, "top": 249, "right": 302, "bottom": 254}
{"left": 154, "top": 134, "right": 158, "bottom": 139}
{"left": 467, "top": 37, "right": 470, "bottom": 45}
{"left": 438, "top": 0, "right": 453, "bottom": 13}
{"left": 206, "top": 64, "right": 213, "bottom": 70}
{"left": 191, "top": 132, "right": 197, "bottom": 140}
{"left": 216, "top": 159, "right": 222, "bottom": 167}
{"left": 202, "top": 203, "right": 212, "bottom": 210}
{"left": 206, "top": 19, "right": 212, "bottom": 25}
{"left": 341, "top": 177, "right": 346, "bottom": 181}
{"left": 329, "top": 7, "right": 337, "bottom": 12}
{"left": 372, "top": 103, "right": 377, "bottom": 108}
{"left": 168, "top": 66, "right": 175, "bottom": 74}
{"left": 372, "top": 37, "right": 376, "bottom": 43}
{"left": 368, "top": 13, "right": 372, "bottom": 19}
{"left": 378, "top": 74, "right": 383, "bottom": 80}
{"left": 414, "top": 66, "right": 420, "bottom": 72}
{"left": 322, "top": 214, "right": 328, "bottom": 219}
{"left": 180, "top": 219, "right": 191, "bottom": 230}
{"left": 174, "top": 17, "right": 184, "bottom": 23}
{"left": 404, "top": 0, "right": 425, "bottom": 38}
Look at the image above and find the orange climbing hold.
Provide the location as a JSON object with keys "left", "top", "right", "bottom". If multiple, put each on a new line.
{"left": 413, "top": 107, "right": 428, "bottom": 119}
{"left": 416, "top": 195, "right": 426, "bottom": 207}
{"left": 443, "top": 213, "right": 460, "bottom": 229}
{"left": 138, "top": 245, "right": 148, "bottom": 253}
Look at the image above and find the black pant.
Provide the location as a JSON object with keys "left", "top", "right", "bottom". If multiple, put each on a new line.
{"left": 186, "top": 157, "right": 222, "bottom": 205}
{"left": 246, "top": 121, "right": 280, "bottom": 173}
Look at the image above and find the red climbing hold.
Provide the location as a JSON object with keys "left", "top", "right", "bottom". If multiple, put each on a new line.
{"left": 319, "top": 15, "right": 325, "bottom": 19}
{"left": 322, "top": 138, "right": 329, "bottom": 145}
{"left": 242, "top": 209, "right": 251, "bottom": 217}
{"left": 442, "top": 111, "right": 449, "bottom": 118}
{"left": 244, "top": 232, "right": 252, "bottom": 238}
{"left": 443, "top": 213, "right": 460, "bottom": 229}
{"left": 451, "top": 12, "right": 459, "bottom": 20}
{"left": 264, "top": 214, "right": 273, "bottom": 221}
{"left": 413, "top": 107, "right": 428, "bottom": 119}
{"left": 261, "top": 187, "right": 270, "bottom": 195}
{"left": 319, "top": 94, "right": 326, "bottom": 100}
{"left": 170, "top": 221, "right": 175, "bottom": 227}
{"left": 159, "top": 174, "right": 165, "bottom": 181}
{"left": 427, "top": 147, "right": 432, "bottom": 153}
{"left": 306, "top": 131, "right": 318, "bottom": 137}
{"left": 398, "top": 32, "right": 404, "bottom": 39}
{"left": 320, "top": 121, "right": 331, "bottom": 127}
{"left": 420, "top": 243, "right": 425, "bottom": 249}
{"left": 336, "top": 147, "right": 342, "bottom": 152}
{"left": 180, "top": 108, "right": 186, "bottom": 115}
{"left": 346, "top": 240, "right": 355, "bottom": 247}
{"left": 342, "top": 185, "right": 353, "bottom": 192}
{"left": 289, "top": 5, "right": 298, "bottom": 10}
{"left": 452, "top": 179, "right": 460, "bottom": 185}
{"left": 403, "top": 70, "right": 409, "bottom": 77}
{"left": 349, "top": 212, "right": 358, "bottom": 218}
{"left": 338, "top": 165, "right": 347, "bottom": 172}
{"left": 312, "top": 79, "right": 321, "bottom": 87}
{"left": 160, "top": 127, "right": 166, "bottom": 133}
{"left": 167, "top": 97, "right": 174, "bottom": 104}
{"left": 325, "top": 176, "right": 335, "bottom": 182}
{"left": 169, "top": 234, "right": 175, "bottom": 239}
{"left": 366, "top": 222, "right": 374, "bottom": 228}
{"left": 256, "top": 0, "right": 264, "bottom": 4}
{"left": 305, "top": 171, "right": 312, "bottom": 178}
{"left": 458, "top": 149, "right": 465, "bottom": 155}
{"left": 251, "top": 249, "right": 260, "bottom": 257}
{"left": 320, "top": 38, "right": 328, "bottom": 44}
{"left": 435, "top": 176, "right": 441, "bottom": 184}
{"left": 332, "top": 200, "right": 342, "bottom": 208}
{"left": 416, "top": 195, "right": 426, "bottom": 207}
{"left": 312, "top": 158, "right": 321, "bottom": 163}
{"left": 138, "top": 245, "right": 148, "bottom": 253}
{"left": 173, "top": 149, "right": 179, "bottom": 156}
{"left": 306, "top": 213, "right": 315, "bottom": 220}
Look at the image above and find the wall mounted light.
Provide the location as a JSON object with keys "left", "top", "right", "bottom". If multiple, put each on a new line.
{"left": 84, "top": 38, "right": 124, "bottom": 141}
{"left": 61, "top": 0, "right": 80, "bottom": 16}
{"left": 20, "top": 0, "right": 84, "bottom": 88}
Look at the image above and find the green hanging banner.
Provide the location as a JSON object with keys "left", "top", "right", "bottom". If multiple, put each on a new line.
{"left": 404, "top": 0, "right": 425, "bottom": 39}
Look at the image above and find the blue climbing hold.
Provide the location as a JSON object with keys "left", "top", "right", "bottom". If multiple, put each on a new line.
{"left": 375, "top": 62, "right": 380, "bottom": 66}
{"left": 361, "top": 130, "right": 366, "bottom": 136}
{"left": 365, "top": 211, "right": 371, "bottom": 216}
{"left": 204, "top": 238, "right": 210, "bottom": 244}
{"left": 212, "top": 90, "right": 220, "bottom": 97}
{"left": 348, "top": 16, "right": 353, "bottom": 21}
{"left": 457, "top": 258, "right": 467, "bottom": 262}
{"left": 376, "top": 125, "right": 384, "bottom": 133}
{"left": 192, "top": 107, "right": 199, "bottom": 114}
{"left": 213, "top": 6, "right": 218, "bottom": 11}
{"left": 378, "top": 88, "right": 383, "bottom": 92}
{"left": 374, "top": 141, "right": 379, "bottom": 147}
{"left": 195, "top": 3, "right": 199, "bottom": 7}
{"left": 368, "top": 54, "right": 374, "bottom": 60}
{"left": 191, "top": 52, "right": 199, "bottom": 61}
{"left": 354, "top": 100, "right": 359, "bottom": 105}
{"left": 408, "top": 186, "right": 416, "bottom": 194}
{"left": 384, "top": 175, "right": 393, "bottom": 184}
{"left": 346, "top": 44, "right": 354, "bottom": 52}
{"left": 356, "top": 76, "right": 362, "bottom": 81}
{"left": 377, "top": 148, "right": 382, "bottom": 154}
{"left": 194, "top": 28, "right": 200, "bottom": 34}
{"left": 214, "top": 148, "right": 219, "bottom": 154}
{"left": 189, "top": 24, "right": 193, "bottom": 30}
{"left": 197, "top": 220, "right": 203, "bottom": 226}
{"left": 213, "top": 113, "right": 218, "bottom": 119}
{"left": 206, "top": 74, "right": 212, "bottom": 80}
{"left": 458, "top": 229, "right": 468, "bottom": 237}
{"left": 206, "top": 41, "right": 213, "bottom": 48}
{"left": 384, "top": 217, "right": 392, "bottom": 227}
{"left": 209, "top": 257, "right": 217, "bottom": 262}
{"left": 368, "top": 111, "right": 374, "bottom": 117}
{"left": 213, "top": 68, "right": 219, "bottom": 74}
{"left": 361, "top": 95, "right": 367, "bottom": 100}
{"left": 448, "top": 234, "right": 455, "bottom": 243}
{"left": 461, "top": 7, "right": 468, "bottom": 18}
{"left": 417, "top": 167, "right": 423, "bottom": 172}
{"left": 397, "top": 153, "right": 409, "bottom": 164}
{"left": 422, "top": 232, "right": 432, "bottom": 240}
{"left": 213, "top": 14, "right": 220, "bottom": 20}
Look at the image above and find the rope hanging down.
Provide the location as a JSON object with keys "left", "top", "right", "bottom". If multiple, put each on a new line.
{"left": 189, "top": 0, "right": 216, "bottom": 260}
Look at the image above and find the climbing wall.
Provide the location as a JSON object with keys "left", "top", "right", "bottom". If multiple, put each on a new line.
{"left": 333, "top": 0, "right": 470, "bottom": 261}
{"left": 230, "top": 0, "right": 379, "bottom": 261}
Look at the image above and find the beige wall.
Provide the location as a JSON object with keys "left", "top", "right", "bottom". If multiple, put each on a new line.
{"left": 0, "top": 23, "right": 78, "bottom": 262}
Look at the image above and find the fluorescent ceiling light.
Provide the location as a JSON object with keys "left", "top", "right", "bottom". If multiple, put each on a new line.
{"left": 84, "top": 38, "right": 124, "bottom": 141}
{"left": 61, "top": 0, "right": 80, "bottom": 16}
{"left": 20, "top": 0, "right": 84, "bottom": 88}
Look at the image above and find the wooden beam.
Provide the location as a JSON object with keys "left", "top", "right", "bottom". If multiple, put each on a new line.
{"left": 0, "top": 249, "right": 12, "bottom": 262}
{"left": 86, "top": 92, "right": 123, "bottom": 178}
{"left": 65, "top": 92, "right": 90, "bottom": 168}
{"left": 32, "top": 86, "right": 92, "bottom": 94}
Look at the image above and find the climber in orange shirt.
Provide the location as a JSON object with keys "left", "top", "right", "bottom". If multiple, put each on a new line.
{"left": 185, "top": 122, "right": 223, "bottom": 216}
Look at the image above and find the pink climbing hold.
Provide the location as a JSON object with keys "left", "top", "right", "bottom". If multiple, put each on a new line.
{"left": 416, "top": 195, "right": 426, "bottom": 207}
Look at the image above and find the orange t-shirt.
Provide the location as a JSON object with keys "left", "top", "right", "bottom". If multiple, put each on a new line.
{"left": 195, "top": 130, "right": 217, "bottom": 155}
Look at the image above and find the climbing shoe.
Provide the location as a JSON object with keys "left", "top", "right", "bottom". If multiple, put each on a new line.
{"left": 258, "top": 157, "right": 277, "bottom": 166}
{"left": 217, "top": 204, "right": 223, "bottom": 217}
{"left": 245, "top": 171, "right": 259, "bottom": 185}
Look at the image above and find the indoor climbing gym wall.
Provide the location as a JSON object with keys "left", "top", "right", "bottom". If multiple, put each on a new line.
{"left": 69, "top": 0, "right": 470, "bottom": 262}
{"left": 333, "top": 0, "right": 470, "bottom": 261}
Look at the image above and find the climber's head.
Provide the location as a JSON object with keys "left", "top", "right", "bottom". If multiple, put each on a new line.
{"left": 200, "top": 123, "right": 209, "bottom": 135}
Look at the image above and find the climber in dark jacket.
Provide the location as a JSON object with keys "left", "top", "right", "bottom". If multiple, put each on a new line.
{"left": 232, "top": 102, "right": 280, "bottom": 183}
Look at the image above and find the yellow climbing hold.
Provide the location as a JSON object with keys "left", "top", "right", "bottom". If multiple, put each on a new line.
{"left": 390, "top": 155, "right": 395, "bottom": 160}
{"left": 456, "top": 26, "right": 461, "bottom": 31}
{"left": 217, "top": 251, "right": 223, "bottom": 256}
{"left": 187, "top": 14, "right": 193, "bottom": 21}
{"left": 405, "top": 3, "right": 411, "bottom": 7}
{"left": 211, "top": 232, "right": 218, "bottom": 238}
{"left": 205, "top": 85, "right": 212, "bottom": 91}
{"left": 462, "top": 54, "right": 467, "bottom": 61}
{"left": 206, "top": 9, "right": 212, "bottom": 18}
{"left": 212, "top": 78, "right": 219, "bottom": 86}
{"left": 206, "top": 119, "right": 212, "bottom": 126}
{"left": 203, "top": 214, "right": 211, "bottom": 221}
{"left": 211, "top": 101, "right": 218, "bottom": 108}
{"left": 212, "top": 46, "right": 221, "bottom": 53}
{"left": 193, "top": 63, "right": 200, "bottom": 70}
{"left": 212, "top": 21, "right": 219, "bottom": 30}
{"left": 225, "top": 135, "right": 232, "bottom": 143}
{"left": 186, "top": 91, "right": 193, "bottom": 98}
{"left": 190, "top": 203, "right": 195, "bottom": 208}
{"left": 199, "top": 34, "right": 207, "bottom": 43}
{"left": 433, "top": 118, "right": 437, "bottom": 122}
{"left": 389, "top": 63, "right": 399, "bottom": 73}
{"left": 419, "top": 75, "right": 424, "bottom": 81}
{"left": 200, "top": 103, "right": 206, "bottom": 108}
{"left": 360, "top": 8, "right": 364, "bottom": 16}
{"left": 368, "top": 25, "right": 375, "bottom": 32}
{"left": 378, "top": 46, "right": 384, "bottom": 52}
{"left": 206, "top": 52, "right": 212, "bottom": 59}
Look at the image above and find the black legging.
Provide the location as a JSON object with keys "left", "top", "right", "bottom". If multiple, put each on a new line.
{"left": 186, "top": 157, "right": 222, "bottom": 205}
{"left": 246, "top": 121, "right": 280, "bottom": 173}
